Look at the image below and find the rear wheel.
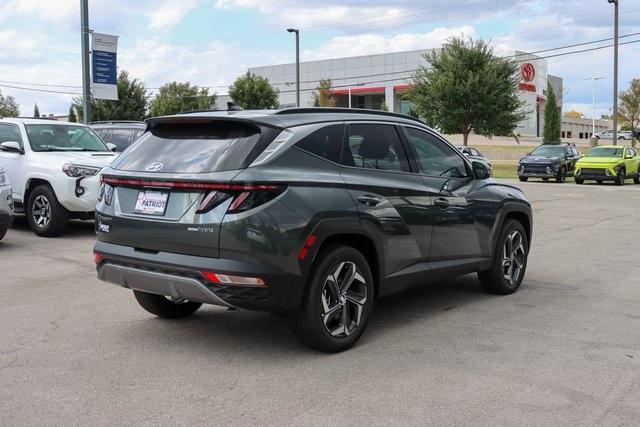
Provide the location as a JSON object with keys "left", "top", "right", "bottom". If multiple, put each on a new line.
{"left": 133, "top": 290, "right": 202, "bottom": 318}
{"left": 27, "top": 185, "right": 69, "bottom": 237}
{"left": 542, "top": 178, "right": 549, "bottom": 182}
{"left": 292, "top": 245, "right": 374, "bottom": 352}
{"left": 478, "top": 219, "right": 529, "bottom": 295}
{"left": 615, "top": 167, "right": 625, "bottom": 186}
{"left": 634, "top": 167, "right": 640, "bottom": 184}
{"left": 575, "top": 177, "right": 584, "bottom": 184}
{"left": 596, "top": 179, "right": 603, "bottom": 184}
{"left": 518, "top": 176, "right": 528, "bottom": 182}
{"left": 0, "top": 225, "right": 6, "bottom": 240}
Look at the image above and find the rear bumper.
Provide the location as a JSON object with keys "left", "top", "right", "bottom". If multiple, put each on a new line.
{"left": 94, "top": 241, "right": 306, "bottom": 313}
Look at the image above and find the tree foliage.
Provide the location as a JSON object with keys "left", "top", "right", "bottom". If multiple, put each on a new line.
{"left": 74, "top": 70, "right": 149, "bottom": 122}
{"left": 68, "top": 105, "right": 77, "bottom": 123}
{"left": 149, "top": 81, "right": 215, "bottom": 116}
{"left": 312, "top": 79, "right": 336, "bottom": 107}
{"left": 409, "top": 36, "right": 525, "bottom": 145}
{"left": 563, "top": 110, "right": 583, "bottom": 119}
{"left": 0, "top": 90, "right": 20, "bottom": 118}
{"left": 33, "top": 103, "right": 40, "bottom": 118}
{"left": 229, "top": 72, "right": 279, "bottom": 110}
{"left": 543, "top": 82, "right": 562, "bottom": 145}
{"left": 619, "top": 79, "right": 640, "bottom": 147}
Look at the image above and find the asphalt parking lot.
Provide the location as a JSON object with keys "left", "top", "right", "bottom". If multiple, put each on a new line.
{"left": 1, "top": 180, "right": 639, "bottom": 425}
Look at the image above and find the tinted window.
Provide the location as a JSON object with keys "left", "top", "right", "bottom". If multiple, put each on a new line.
{"left": 341, "top": 124, "right": 409, "bottom": 172}
{"left": 0, "top": 123, "right": 23, "bottom": 146}
{"left": 404, "top": 127, "right": 469, "bottom": 178}
{"left": 295, "top": 124, "right": 343, "bottom": 163}
{"left": 112, "top": 121, "right": 261, "bottom": 173}
{"left": 25, "top": 124, "right": 108, "bottom": 152}
{"left": 109, "top": 129, "right": 136, "bottom": 151}
{"left": 93, "top": 128, "right": 109, "bottom": 140}
{"left": 530, "top": 146, "right": 566, "bottom": 157}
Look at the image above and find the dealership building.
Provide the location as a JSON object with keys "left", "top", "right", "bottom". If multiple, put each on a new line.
{"left": 221, "top": 49, "right": 563, "bottom": 138}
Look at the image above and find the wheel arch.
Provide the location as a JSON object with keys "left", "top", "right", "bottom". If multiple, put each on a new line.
{"left": 24, "top": 177, "right": 53, "bottom": 206}
{"left": 490, "top": 203, "right": 532, "bottom": 258}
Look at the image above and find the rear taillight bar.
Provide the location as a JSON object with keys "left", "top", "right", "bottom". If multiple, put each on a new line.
{"left": 101, "top": 176, "right": 280, "bottom": 192}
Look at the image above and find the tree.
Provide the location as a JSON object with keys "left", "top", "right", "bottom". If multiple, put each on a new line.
{"left": 68, "top": 105, "right": 77, "bottom": 123}
{"left": 0, "top": 90, "right": 20, "bottom": 118}
{"left": 619, "top": 79, "right": 640, "bottom": 147}
{"left": 33, "top": 103, "right": 40, "bottom": 118}
{"left": 228, "top": 72, "right": 279, "bottom": 110}
{"left": 563, "top": 110, "right": 583, "bottom": 119}
{"left": 311, "top": 79, "right": 336, "bottom": 107}
{"left": 543, "top": 82, "right": 561, "bottom": 145}
{"left": 74, "top": 70, "right": 149, "bottom": 122}
{"left": 149, "top": 81, "right": 214, "bottom": 116}
{"left": 409, "top": 36, "right": 525, "bottom": 146}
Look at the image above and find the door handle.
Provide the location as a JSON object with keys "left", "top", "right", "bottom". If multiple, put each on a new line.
{"left": 433, "top": 198, "right": 450, "bottom": 209}
{"left": 358, "top": 195, "right": 381, "bottom": 207}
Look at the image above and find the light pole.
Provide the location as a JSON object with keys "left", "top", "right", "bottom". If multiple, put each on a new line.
{"left": 287, "top": 28, "right": 300, "bottom": 107}
{"left": 607, "top": 0, "right": 619, "bottom": 144}
{"left": 80, "top": 0, "right": 91, "bottom": 123}
{"left": 585, "top": 76, "right": 604, "bottom": 137}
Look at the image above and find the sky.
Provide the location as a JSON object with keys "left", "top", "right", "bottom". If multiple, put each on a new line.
{"left": 0, "top": 0, "right": 638, "bottom": 118}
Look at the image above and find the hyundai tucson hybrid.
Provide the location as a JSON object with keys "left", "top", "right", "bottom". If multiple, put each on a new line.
{"left": 94, "top": 108, "right": 532, "bottom": 352}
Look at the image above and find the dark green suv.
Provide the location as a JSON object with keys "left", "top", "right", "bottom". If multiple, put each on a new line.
{"left": 94, "top": 108, "right": 533, "bottom": 352}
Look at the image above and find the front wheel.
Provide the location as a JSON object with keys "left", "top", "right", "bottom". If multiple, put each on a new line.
{"left": 555, "top": 167, "right": 566, "bottom": 183}
{"left": 615, "top": 168, "right": 625, "bottom": 186}
{"left": 518, "top": 176, "right": 528, "bottom": 182}
{"left": 133, "top": 290, "right": 202, "bottom": 318}
{"left": 27, "top": 185, "right": 69, "bottom": 237}
{"left": 292, "top": 245, "right": 374, "bottom": 352}
{"left": 0, "top": 225, "right": 6, "bottom": 241}
{"left": 575, "top": 177, "right": 584, "bottom": 184}
{"left": 478, "top": 219, "right": 529, "bottom": 294}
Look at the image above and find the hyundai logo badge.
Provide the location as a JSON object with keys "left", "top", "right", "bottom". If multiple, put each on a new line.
{"left": 144, "top": 161, "right": 164, "bottom": 172}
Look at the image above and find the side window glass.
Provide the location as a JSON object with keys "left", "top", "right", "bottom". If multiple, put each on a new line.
{"left": 404, "top": 127, "right": 469, "bottom": 178}
{"left": 0, "top": 124, "right": 23, "bottom": 147}
{"left": 341, "top": 124, "right": 409, "bottom": 172}
{"left": 295, "top": 124, "right": 344, "bottom": 163}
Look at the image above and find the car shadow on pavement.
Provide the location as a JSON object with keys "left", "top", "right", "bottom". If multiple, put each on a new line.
{"left": 112, "top": 274, "right": 495, "bottom": 358}
{"left": 10, "top": 216, "right": 96, "bottom": 237}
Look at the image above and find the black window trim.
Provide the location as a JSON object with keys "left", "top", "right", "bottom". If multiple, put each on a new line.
{"left": 339, "top": 121, "right": 413, "bottom": 176}
{"left": 398, "top": 124, "right": 473, "bottom": 179}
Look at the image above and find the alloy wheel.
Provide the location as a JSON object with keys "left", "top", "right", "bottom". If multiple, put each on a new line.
{"left": 320, "top": 261, "right": 367, "bottom": 337}
{"left": 32, "top": 195, "right": 51, "bottom": 228}
{"left": 502, "top": 230, "right": 526, "bottom": 286}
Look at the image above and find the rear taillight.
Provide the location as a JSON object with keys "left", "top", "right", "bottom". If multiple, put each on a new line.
{"left": 94, "top": 252, "right": 104, "bottom": 264}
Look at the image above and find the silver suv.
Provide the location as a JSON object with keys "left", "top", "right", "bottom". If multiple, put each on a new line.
{"left": 0, "top": 167, "right": 14, "bottom": 240}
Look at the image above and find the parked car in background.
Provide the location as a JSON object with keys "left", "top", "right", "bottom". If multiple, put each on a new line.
{"left": 94, "top": 108, "right": 532, "bottom": 352}
{"left": 91, "top": 121, "right": 146, "bottom": 152}
{"left": 518, "top": 143, "right": 581, "bottom": 183}
{"left": 0, "top": 118, "right": 116, "bottom": 237}
{"left": 574, "top": 145, "right": 640, "bottom": 185}
{"left": 456, "top": 145, "right": 492, "bottom": 167}
{"left": 594, "top": 129, "right": 633, "bottom": 140}
{"left": 0, "top": 167, "right": 13, "bottom": 241}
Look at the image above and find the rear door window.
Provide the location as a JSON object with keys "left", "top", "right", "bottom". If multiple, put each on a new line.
{"left": 340, "top": 124, "right": 409, "bottom": 172}
{"left": 111, "top": 121, "right": 262, "bottom": 173}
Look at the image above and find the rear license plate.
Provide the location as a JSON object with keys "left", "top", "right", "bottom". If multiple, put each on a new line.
{"left": 134, "top": 191, "right": 169, "bottom": 216}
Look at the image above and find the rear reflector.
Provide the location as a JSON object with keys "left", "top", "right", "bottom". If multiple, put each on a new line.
{"left": 202, "top": 271, "right": 266, "bottom": 287}
{"left": 298, "top": 234, "right": 317, "bottom": 260}
{"left": 94, "top": 252, "right": 105, "bottom": 264}
{"left": 101, "top": 176, "right": 280, "bottom": 192}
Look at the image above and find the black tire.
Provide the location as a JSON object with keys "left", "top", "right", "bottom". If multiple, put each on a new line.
{"left": 542, "top": 178, "right": 549, "bottom": 182}
{"left": 478, "top": 219, "right": 529, "bottom": 295}
{"left": 27, "top": 185, "right": 69, "bottom": 237}
{"left": 292, "top": 245, "right": 374, "bottom": 352}
{"left": 555, "top": 167, "right": 566, "bottom": 183}
{"left": 634, "top": 167, "right": 640, "bottom": 184}
{"left": 596, "top": 179, "right": 603, "bottom": 184}
{"left": 0, "top": 225, "right": 6, "bottom": 241}
{"left": 133, "top": 290, "right": 202, "bottom": 318}
{"left": 518, "top": 176, "right": 528, "bottom": 182}
{"left": 615, "top": 168, "right": 625, "bottom": 186}
{"left": 575, "top": 177, "right": 584, "bottom": 184}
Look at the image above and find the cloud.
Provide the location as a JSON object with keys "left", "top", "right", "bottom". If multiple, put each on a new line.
{"left": 146, "top": 0, "right": 200, "bottom": 31}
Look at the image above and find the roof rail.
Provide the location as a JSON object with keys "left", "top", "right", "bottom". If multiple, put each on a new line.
{"left": 274, "top": 107, "right": 425, "bottom": 124}
{"left": 16, "top": 116, "right": 58, "bottom": 121}
{"left": 90, "top": 120, "right": 145, "bottom": 124}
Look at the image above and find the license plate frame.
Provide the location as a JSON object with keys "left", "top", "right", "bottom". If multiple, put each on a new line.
{"left": 133, "top": 191, "right": 169, "bottom": 216}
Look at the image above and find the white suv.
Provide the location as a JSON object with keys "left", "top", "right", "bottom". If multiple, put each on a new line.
{"left": 0, "top": 118, "right": 116, "bottom": 237}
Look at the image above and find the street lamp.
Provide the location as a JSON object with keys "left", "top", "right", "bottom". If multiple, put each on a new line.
{"left": 585, "top": 76, "right": 604, "bottom": 137}
{"left": 607, "top": 0, "right": 619, "bottom": 144}
{"left": 287, "top": 28, "right": 300, "bottom": 107}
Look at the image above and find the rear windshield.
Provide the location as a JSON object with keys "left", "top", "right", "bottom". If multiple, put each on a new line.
{"left": 111, "top": 121, "right": 262, "bottom": 173}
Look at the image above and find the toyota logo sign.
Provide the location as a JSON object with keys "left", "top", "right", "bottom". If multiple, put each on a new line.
{"left": 521, "top": 63, "right": 535, "bottom": 82}
{"left": 144, "top": 161, "right": 164, "bottom": 172}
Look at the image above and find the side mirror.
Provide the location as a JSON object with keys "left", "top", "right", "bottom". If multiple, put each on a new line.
{"left": 0, "top": 141, "right": 23, "bottom": 154}
{"left": 106, "top": 142, "right": 117, "bottom": 152}
{"left": 472, "top": 161, "right": 492, "bottom": 180}
{"left": 525, "top": 152, "right": 531, "bottom": 156}
{"left": 625, "top": 154, "right": 633, "bottom": 159}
